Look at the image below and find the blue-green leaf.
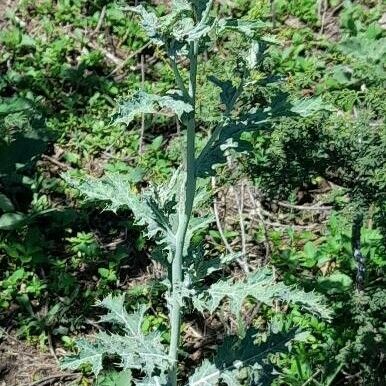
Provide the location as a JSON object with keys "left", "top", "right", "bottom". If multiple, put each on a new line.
{"left": 115, "top": 91, "right": 192, "bottom": 125}
{"left": 62, "top": 339, "right": 104, "bottom": 376}
{"left": 0, "top": 212, "right": 27, "bottom": 230}
{"left": 217, "top": 19, "right": 269, "bottom": 37}
{"left": 188, "top": 359, "right": 220, "bottom": 386}
{"left": 0, "top": 193, "right": 14, "bottom": 212}
{"left": 290, "top": 96, "right": 332, "bottom": 117}
{"left": 62, "top": 295, "right": 169, "bottom": 378}
{"left": 194, "top": 267, "right": 332, "bottom": 319}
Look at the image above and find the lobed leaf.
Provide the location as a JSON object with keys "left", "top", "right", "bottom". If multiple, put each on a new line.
{"left": 115, "top": 91, "right": 192, "bottom": 125}
{"left": 64, "top": 172, "right": 178, "bottom": 258}
{"left": 127, "top": 5, "right": 162, "bottom": 43}
{"left": 193, "top": 267, "right": 332, "bottom": 320}
{"left": 196, "top": 90, "right": 331, "bottom": 177}
{"left": 128, "top": 1, "right": 214, "bottom": 52}
{"left": 188, "top": 359, "right": 220, "bottom": 386}
{"left": 61, "top": 339, "right": 103, "bottom": 375}
{"left": 196, "top": 111, "right": 270, "bottom": 177}
{"left": 217, "top": 19, "right": 269, "bottom": 37}
{"left": 188, "top": 0, "right": 211, "bottom": 18}
{"left": 62, "top": 295, "right": 169, "bottom": 378}
{"left": 136, "top": 375, "right": 168, "bottom": 386}
{"left": 0, "top": 193, "right": 14, "bottom": 212}
{"left": 290, "top": 96, "right": 333, "bottom": 117}
{"left": 208, "top": 76, "right": 238, "bottom": 112}
{"left": 97, "top": 294, "right": 145, "bottom": 335}
{"left": 187, "top": 328, "right": 306, "bottom": 386}
{"left": 185, "top": 248, "right": 242, "bottom": 283}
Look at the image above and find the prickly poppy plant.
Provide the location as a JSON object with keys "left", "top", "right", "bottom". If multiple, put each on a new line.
{"left": 63, "top": 1, "right": 330, "bottom": 384}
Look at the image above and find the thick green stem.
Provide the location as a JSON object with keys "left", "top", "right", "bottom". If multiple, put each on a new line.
{"left": 168, "top": 41, "right": 198, "bottom": 386}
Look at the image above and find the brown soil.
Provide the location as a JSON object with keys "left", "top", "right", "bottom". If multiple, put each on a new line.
{"left": 0, "top": 330, "right": 80, "bottom": 386}
{"left": 0, "top": 0, "right": 13, "bottom": 26}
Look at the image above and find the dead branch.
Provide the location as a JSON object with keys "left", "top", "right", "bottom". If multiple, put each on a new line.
{"left": 93, "top": 6, "right": 106, "bottom": 35}
{"left": 276, "top": 201, "right": 332, "bottom": 211}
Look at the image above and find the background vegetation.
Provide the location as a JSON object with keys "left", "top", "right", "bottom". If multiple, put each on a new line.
{"left": 0, "top": 0, "right": 385, "bottom": 385}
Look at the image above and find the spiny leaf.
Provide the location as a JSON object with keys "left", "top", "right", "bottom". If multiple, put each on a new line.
{"left": 62, "top": 339, "right": 104, "bottom": 376}
{"left": 64, "top": 173, "right": 141, "bottom": 213}
{"left": 188, "top": 0, "right": 211, "bottom": 18}
{"left": 196, "top": 110, "right": 270, "bottom": 177}
{"left": 115, "top": 91, "right": 192, "bottom": 125}
{"left": 128, "top": 2, "right": 214, "bottom": 50}
{"left": 220, "top": 370, "right": 242, "bottom": 386}
{"left": 290, "top": 96, "right": 333, "bottom": 117}
{"left": 95, "top": 370, "right": 133, "bottom": 386}
{"left": 62, "top": 296, "right": 169, "bottom": 378}
{"left": 188, "top": 359, "right": 220, "bottom": 386}
{"left": 196, "top": 91, "right": 330, "bottom": 177}
{"left": 98, "top": 294, "right": 145, "bottom": 335}
{"left": 136, "top": 375, "right": 168, "bottom": 386}
{"left": 187, "top": 328, "right": 305, "bottom": 386}
{"left": 184, "top": 214, "right": 214, "bottom": 256}
{"left": 0, "top": 193, "right": 14, "bottom": 212}
{"left": 65, "top": 168, "right": 213, "bottom": 263}
{"left": 96, "top": 331, "right": 167, "bottom": 376}
{"left": 0, "top": 212, "right": 27, "bottom": 230}
{"left": 208, "top": 76, "right": 238, "bottom": 112}
{"left": 171, "top": 0, "right": 213, "bottom": 43}
{"left": 183, "top": 20, "right": 213, "bottom": 43}
{"left": 127, "top": 5, "right": 161, "bottom": 43}
{"left": 246, "top": 41, "right": 261, "bottom": 69}
{"left": 64, "top": 173, "right": 177, "bottom": 257}
{"left": 217, "top": 19, "right": 269, "bottom": 37}
{"left": 193, "top": 267, "right": 332, "bottom": 319}
{"left": 186, "top": 249, "right": 242, "bottom": 283}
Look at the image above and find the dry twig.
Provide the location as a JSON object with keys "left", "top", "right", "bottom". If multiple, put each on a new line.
{"left": 211, "top": 177, "right": 234, "bottom": 255}
{"left": 276, "top": 201, "right": 332, "bottom": 211}
{"left": 108, "top": 41, "right": 151, "bottom": 76}
{"left": 24, "top": 372, "right": 81, "bottom": 386}
{"left": 139, "top": 53, "right": 146, "bottom": 154}
{"left": 41, "top": 155, "right": 71, "bottom": 171}
{"left": 93, "top": 6, "right": 106, "bottom": 35}
{"left": 233, "top": 184, "right": 250, "bottom": 273}
{"left": 247, "top": 186, "right": 271, "bottom": 264}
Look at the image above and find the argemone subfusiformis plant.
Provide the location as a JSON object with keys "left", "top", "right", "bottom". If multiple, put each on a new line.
{"left": 63, "top": 1, "right": 330, "bottom": 384}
